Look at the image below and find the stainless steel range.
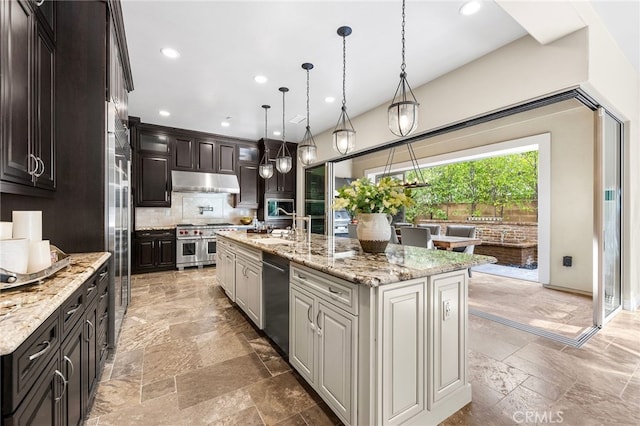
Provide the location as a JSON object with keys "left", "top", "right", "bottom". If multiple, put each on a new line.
{"left": 176, "top": 223, "right": 250, "bottom": 270}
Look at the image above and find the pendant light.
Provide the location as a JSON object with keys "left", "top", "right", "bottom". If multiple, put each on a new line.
{"left": 297, "top": 63, "right": 317, "bottom": 166}
{"left": 388, "top": 0, "right": 419, "bottom": 137}
{"left": 258, "top": 105, "right": 274, "bottom": 179}
{"left": 332, "top": 26, "right": 355, "bottom": 155}
{"left": 275, "top": 87, "right": 292, "bottom": 174}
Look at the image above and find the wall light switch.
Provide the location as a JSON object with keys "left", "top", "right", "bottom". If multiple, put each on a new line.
{"left": 443, "top": 300, "right": 452, "bottom": 321}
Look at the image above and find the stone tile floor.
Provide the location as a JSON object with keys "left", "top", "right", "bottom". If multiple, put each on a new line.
{"left": 469, "top": 272, "right": 593, "bottom": 339}
{"left": 87, "top": 268, "right": 639, "bottom": 425}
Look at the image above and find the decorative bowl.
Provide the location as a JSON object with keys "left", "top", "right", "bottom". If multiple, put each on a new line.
{"left": 239, "top": 216, "right": 253, "bottom": 225}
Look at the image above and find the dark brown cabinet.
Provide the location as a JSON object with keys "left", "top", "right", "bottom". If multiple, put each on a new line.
{"left": 196, "top": 139, "right": 215, "bottom": 172}
{"left": 133, "top": 229, "right": 176, "bottom": 273}
{"left": 217, "top": 143, "right": 236, "bottom": 174}
{"left": 61, "top": 322, "right": 83, "bottom": 426}
{"left": 235, "top": 143, "right": 260, "bottom": 209}
{"left": 2, "top": 262, "right": 110, "bottom": 426}
{"left": 137, "top": 155, "right": 171, "bottom": 207}
{"left": 262, "top": 139, "right": 297, "bottom": 196}
{"left": 172, "top": 136, "right": 195, "bottom": 170}
{"left": 0, "top": 0, "right": 56, "bottom": 193}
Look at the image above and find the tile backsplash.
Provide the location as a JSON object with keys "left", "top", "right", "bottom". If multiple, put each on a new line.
{"left": 135, "top": 193, "right": 255, "bottom": 229}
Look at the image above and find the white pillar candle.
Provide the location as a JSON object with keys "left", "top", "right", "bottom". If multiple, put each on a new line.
{"left": 27, "top": 240, "right": 51, "bottom": 273}
{"left": 0, "top": 238, "right": 29, "bottom": 274}
{"left": 0, "top": 222, "right": 12, "bottom": 240}
{"left": 12, "top": 211, "right": 42, "bottom": 241}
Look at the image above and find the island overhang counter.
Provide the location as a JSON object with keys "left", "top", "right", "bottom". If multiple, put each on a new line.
{"left": 215, "top": 231, "right": 496, "bottom": 426}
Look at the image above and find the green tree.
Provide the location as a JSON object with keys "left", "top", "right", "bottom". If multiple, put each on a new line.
{"left": 403, "top": 151, "right": 538, "bottom": 221}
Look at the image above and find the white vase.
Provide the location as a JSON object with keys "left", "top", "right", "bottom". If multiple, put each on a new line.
{"left": 356, "top": 213, "right": 392, "bottom": 253}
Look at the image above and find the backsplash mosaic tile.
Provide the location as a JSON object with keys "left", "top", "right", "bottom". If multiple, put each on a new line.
{"left": 135, "top": 193, "right": 255, "bottom": 229}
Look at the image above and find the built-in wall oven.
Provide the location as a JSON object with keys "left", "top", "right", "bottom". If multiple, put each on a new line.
{"left": 176, "top": 223, "right": 248, "bottom": 270}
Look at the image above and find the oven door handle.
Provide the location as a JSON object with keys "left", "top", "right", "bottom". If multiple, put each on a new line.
{"left": 177, "top": 236, "right": 202, "bottom": 241}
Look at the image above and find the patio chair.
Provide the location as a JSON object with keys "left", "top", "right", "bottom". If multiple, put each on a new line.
{"left": 400, "top": 227, "right": 433, "bottom": 249}
{"left": 417, "top": 223, "right": 441, "bottom": 236}
{"left": 445, "top": 225, "right": 477, "bottom": 277}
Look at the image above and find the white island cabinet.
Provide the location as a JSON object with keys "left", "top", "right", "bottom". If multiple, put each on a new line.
{"left": 214, "top": 231, "right": 496, "bottom": 426}
{"left": 289, "top": 263, "right": 469, "bottom": 426}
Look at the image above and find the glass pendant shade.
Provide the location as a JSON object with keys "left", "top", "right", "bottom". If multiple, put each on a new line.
{"left": 388, "top": 73, "right": 419, "bottom": 136}
{"left": 298, "top": 127, "right": 317, "bottom": 165}
{"left": 298, "top": 63, "right": 317, "bottom": 166}
{"left": 388, "top": 0, "right": 420, "bottom": 137}
{"left": 333, "top": 26, "right": 355, "bottom": 156}
{"left": 275, "top": 87, "right": 292, "bottom": 174}
{"left": 259, "top": 104, "right": 274, "bottom": 179}
{"left": 333, "top": 106, "right": 355, "bottom": 155}
{"left": 259, "top": 161, "right": 274, "bottom": 179}
{"left": 275, "top": 154, "right": 292, "bottom": 174}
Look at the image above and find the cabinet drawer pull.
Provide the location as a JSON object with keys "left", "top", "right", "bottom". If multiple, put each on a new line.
{"left": 85, "top": 320, "right": 95, "bottom": 341}
{"left": 63, "top": 355, "right": 74, "bottom": 378}
{"left": 307, "top": 305, "right": 312, "bottom": 323}
{"left": 100, "top": 292, "right": 108, "bottom": 300}
{"left": 328, "top": 287, "right": 342, "bottom": 295}
{"left": 100, "top": 312, "right": 108, "bottom": 321}
{"left": 36, "top": 0, "right": 45, "bottom": 7}
{"left": 99, "top": 270, "right": 108, "bottom": 279}
{"left": 297, "top": 273, "right": 307, "bottom": 281}
{"left": 28, "top": 340, "right": 51, "bottom": 361}
{"left": 54, "top": 370, "right": 67, "bottom": 402}
{"left": 66, "top": 305, "right": 81, "bottom": 316}
{"left": 87, "top": 284, "right": 97, "bottom": 294}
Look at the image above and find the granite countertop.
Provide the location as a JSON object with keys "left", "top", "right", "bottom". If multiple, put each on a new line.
{"left": 0, "top": 252, "right": 111, "bottom": 355}
{"left": 217, "top": 231, "right": 496, "bottom": 287}
{"left": 135, "top": 226, "right": 176, "bottom": 231}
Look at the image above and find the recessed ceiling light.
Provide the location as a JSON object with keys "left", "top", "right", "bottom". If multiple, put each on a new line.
{"left": 324, "top": 96, "right": 335, "bottom": 103}
{"left": 221, "top": 121, "right": 230, "bottom": 127}
{"left": 273, "top": 131, "right": 281, "bottom": 136}
{"left": 459, "top": 1, "right": 481, "bottom": 16}
{"left": 159, "top": 110, "right": 170, "bottom": 117}
{"left": 160, "top": 47, "right": 180, "bottom": 59}
{"left": 254, "top": 75, "right": 268, "bottom": 84}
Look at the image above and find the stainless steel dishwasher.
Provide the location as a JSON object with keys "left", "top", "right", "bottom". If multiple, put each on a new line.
{"left": 262, "top": 252, "right": 290, "bottom": 356}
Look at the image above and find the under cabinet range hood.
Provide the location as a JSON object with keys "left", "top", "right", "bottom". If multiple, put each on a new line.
{"left": 171, "top": 170, "right": 240, "bottom": 194}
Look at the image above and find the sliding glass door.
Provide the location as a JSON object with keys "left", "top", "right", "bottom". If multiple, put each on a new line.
{"left": 594, "top": 107, "right": 623, "bottom": 325}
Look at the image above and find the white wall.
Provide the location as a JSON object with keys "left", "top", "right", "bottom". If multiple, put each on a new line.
{"left": 348, "top": 102, "right": 594, "bottom": 293}
{"left": 298, "top": 8, "right": 639, "bottom": 308}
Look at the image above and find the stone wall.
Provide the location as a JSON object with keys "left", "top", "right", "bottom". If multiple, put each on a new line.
{"left": 415, "top": 219, "right": 538, "bottom": 267}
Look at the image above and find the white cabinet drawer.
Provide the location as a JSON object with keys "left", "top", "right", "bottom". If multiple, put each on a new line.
{"left": 235, "top": 243, "right": 262, "bottom": 263}
{"left": 291, "top": 263, "right": 358, "bottom": 315}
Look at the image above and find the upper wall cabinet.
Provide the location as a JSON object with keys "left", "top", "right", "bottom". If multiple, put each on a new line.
{"left": 131, "top": 119, "right": 259, "bottom": 208}
{"left": 262, "top": 139, "right": 297, "bottom": 196}
{"left": 0, "top": 0, "right": 56, "bottom": 194}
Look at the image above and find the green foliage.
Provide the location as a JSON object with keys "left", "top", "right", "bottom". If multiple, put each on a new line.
{"left": 333, "top": 177, "right": 414, "bottom": 215}
{"left": 404, "top": 151, "right": 538, "bottom": 221}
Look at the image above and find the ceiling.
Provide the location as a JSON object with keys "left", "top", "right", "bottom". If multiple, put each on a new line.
{"left": 121, "top": 1, "right": 638, "bottom": 143}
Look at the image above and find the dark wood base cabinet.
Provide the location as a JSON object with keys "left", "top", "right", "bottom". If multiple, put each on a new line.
{"left": 1, "top": 262, "right": 110, "bottom": 425}
{"left": 132, "top": 229, "right": 176, "bottom": 273}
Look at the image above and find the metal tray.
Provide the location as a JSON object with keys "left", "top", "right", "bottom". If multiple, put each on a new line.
{"left": 0, "top": 245, "right": 71, "bottom": 290}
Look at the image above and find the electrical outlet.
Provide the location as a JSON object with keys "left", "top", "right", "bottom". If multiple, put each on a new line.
{"left": 443, "top": 300, "right": 452, "bottom": 321}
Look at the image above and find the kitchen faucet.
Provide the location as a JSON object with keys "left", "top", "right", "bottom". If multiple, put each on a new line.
{"left": 276, "top": 208, "right": 311, "bottom": 242}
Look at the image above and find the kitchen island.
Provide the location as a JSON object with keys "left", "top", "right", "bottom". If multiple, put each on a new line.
{"left": 216, "top": 231, "right": 495, "bottom": 426}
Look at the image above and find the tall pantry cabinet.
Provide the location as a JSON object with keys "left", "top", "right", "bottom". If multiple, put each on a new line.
{"left": 0, "top": 0, "right": 134, "bottom": 254}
